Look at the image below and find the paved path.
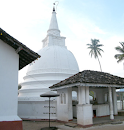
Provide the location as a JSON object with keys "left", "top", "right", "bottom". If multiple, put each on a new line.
{"left": 59, "top": 123, "right": 124, "bottom": 130}
{"left": 23, "top": 120, "right": 124, "bottom": 130}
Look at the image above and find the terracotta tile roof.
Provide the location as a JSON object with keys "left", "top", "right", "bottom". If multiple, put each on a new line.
{"left": 0, "top": 28, "right": 41, "bottom": 70}
{"left": 50, "top": 70, "right": 124, "bottom": 88}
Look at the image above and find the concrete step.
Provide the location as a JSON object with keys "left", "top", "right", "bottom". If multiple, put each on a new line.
{"left": 64, "top": 123, "right": 77, "bottom": 128}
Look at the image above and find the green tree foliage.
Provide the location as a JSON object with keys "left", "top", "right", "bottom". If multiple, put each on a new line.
{"left": 115, "top": 42, "right": 124, "bottom": 63}
{"left": 89, "top": 91, "right": 94, "bottom": 100}
{"left": 18, "top": 84, "right": 22, "bottom": 90}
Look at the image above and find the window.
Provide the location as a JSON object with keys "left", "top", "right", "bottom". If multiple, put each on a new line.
{"left": 60, "top": 93, "right": 66, "bottom": 104}
{"left": 60, "top": 93, "right": 63, "bottom": 104}
{"left": 64, "top": 93, "right": 66, "bottom": 104}
{"left": 105, "top": 93, "right": 108, "bottom": 102}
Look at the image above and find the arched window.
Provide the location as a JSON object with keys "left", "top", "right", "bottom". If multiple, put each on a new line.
{"left": 64, "top": 93, "right": 66, "bottom": 104}
{"left": 72, "top": 91, "right": 77, "bottom": 100}
{"left": 60, "top": 93, "right": 63, "bottom": 104}
{"left": 60, "top": 93, "right": 66, "bottom": 104}
{"left": 104, "top": 93, "right": 108, "bottom": 103}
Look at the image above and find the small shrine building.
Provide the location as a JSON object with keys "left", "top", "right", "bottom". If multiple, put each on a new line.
{"left": 50, "top": 70, "right": 124, "bottom": 127}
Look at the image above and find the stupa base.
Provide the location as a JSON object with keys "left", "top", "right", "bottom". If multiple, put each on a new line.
{"left": 18, "top": 97, "right": 57, "bottom": 120}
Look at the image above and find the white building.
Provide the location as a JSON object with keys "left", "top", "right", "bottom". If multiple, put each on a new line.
{"left": 18, "top": 7, "right": 79, "bottom": 119}
{"left": 0, "top": 28, "right": 40, "bottom": 130}
{"left": 50, "top": 70, "right": 124, "bottom": 127}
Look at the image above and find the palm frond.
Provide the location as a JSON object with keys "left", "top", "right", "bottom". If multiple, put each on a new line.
{"left": 115, "top": 46, "right": 124, "bottom": 53}
{"left": 115, "top": 42, "right": 124, "bottom": 63}
{"left": 97, "top": 48, "right": 104, "bottom": 52}
{"left": 97, "top": 50, "right": 102, "bottom": 57}
{"left": 115, "top": 54, "right": 124, "bottom": 63}
{"left": 87, "top": 47, "right": 93, "bottom": 49}
{"left": 87, "top": 44, "right": 92, "bottom": 46}
{"left": 97, "top": 44, "right": 104, "bottom": 47}
{"left": 120, "top": 42, "right": 124, "bottom": 48}
{"left": 89, "top": 50, "right": 94, "bottom": 57}
{"left": 94, "top": 51, "right": 98, "bottom": 58}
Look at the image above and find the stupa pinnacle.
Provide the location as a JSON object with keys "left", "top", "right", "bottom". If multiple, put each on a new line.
{"left": 47, "top": 3, "right": 60, "bottom": 36}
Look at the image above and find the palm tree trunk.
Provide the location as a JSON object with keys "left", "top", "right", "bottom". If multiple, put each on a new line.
{"left": 97, "top": 57, "right": 102, "bottom": 72}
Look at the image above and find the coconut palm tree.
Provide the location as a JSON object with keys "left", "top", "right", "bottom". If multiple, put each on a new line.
{"left": 87, "top": 39, "right": 104, "bottom": 72}
{"left": 114, "top": 42, "right": 124, "bottom": 63}
{"left": 115, "top": 42, "right": 124, "bottom": 110}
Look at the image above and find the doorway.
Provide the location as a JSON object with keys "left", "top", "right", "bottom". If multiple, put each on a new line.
{"left": 72, "top": 91, "right": 78, "bottom": 119}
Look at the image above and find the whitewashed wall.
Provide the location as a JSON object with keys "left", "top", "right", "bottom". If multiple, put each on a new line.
{"left": 0, "top": 40, "right": 20, "bottom": 121}
{"left": 93, "top": 104, "right": 109, "bottom": 116}
{"left": 18, "top": 98, "right": 57, "bottom": 119}
{"left": 57, "top": 88, "right": 72, "bottom": 121}
{"left": 117, "top": 101, "right": 124, "bottom": 111}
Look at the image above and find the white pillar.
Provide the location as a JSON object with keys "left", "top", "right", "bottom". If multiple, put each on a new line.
{"left": 85, "top": 86, "right": 89, "bottom": 104}
{"left": 81, "top": 86, "right": 86, "bottom": 104}
{"left": 109, "top": 87, "right": 114, "bottom": 119}
{"left": 78, "top": 86, "right": 86, "bottom": 104}
{"left": 112, "top": 88, "right": 118, "bottom": 115}
{"left": 77, "top": 86, "right": 93, "bottom": 126}
{"left": 67, "top": 87, "right": 73, "bottom": 120}
{"left": 77, "top": 87, "right": 79, "bottom": 102}
{"left": 78, "top": 86, "right": 81, "bottom": 104}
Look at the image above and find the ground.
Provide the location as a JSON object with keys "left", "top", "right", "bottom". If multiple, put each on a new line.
{"left": 23, "top": 120, "right": 124, "bottom": 130}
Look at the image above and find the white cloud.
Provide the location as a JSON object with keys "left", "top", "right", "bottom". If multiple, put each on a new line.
{"left": 94, "top": 27, "right": 106, "bottom": 34}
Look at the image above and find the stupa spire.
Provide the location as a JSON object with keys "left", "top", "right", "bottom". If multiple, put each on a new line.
{"left": 53, "top": 3, "right": 55, "bottom": 11}
{"left": 47, "top": 3, "right": 60, "bottom": 36}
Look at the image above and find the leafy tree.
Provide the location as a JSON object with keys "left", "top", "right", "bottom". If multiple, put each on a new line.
{"left": 89, "top": 91, "right": 95, "bottom": 100}
{"left": 114, "top": 42, "right": 124, "bottom": 110}
{"left": 114, "top": 42, "right": 124, "bottom": 63}
{"left": 18, "top": 84, "right": 22, "bottom": 90}
{"left": 87, "top": 39, "right": 104, "bottom": 71}
{"left": 114, "top": 42, "right": 124, "bottom": 109}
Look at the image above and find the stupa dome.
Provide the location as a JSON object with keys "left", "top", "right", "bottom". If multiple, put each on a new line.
{"left": 18, "top": 9, "right": 79, "bottom": 97}
{"left": 27, "top": 46, "right": 79, "bottom": 76}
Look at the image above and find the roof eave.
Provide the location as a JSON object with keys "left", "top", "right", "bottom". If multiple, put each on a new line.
{"left": 0, "top": 28, "right": 41, "bottom": 70}
{"left": 50, "top": 82, "right": 124, "bottom": 91}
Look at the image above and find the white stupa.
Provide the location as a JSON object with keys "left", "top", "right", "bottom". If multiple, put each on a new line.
{"left": 18, "top": 6, "right": 79, "bottom": 119}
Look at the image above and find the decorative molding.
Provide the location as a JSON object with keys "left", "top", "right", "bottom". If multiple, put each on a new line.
{"left": 42, "top": 32, "right": 66, "bottom": 48}
{"left": 27, "top": 68, "right": 78, "bottom": 75}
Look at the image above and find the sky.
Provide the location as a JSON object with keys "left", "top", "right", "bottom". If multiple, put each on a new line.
{"left": 1, "top": 0, "right": 124, "bottom": 84}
